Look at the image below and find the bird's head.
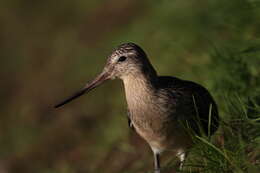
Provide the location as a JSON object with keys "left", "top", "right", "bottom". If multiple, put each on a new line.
{"left": 104, "top": 42, "right": 156, "bottom": 79}
{"left": 54, "top": 42, "right": 156, "bottom": 108}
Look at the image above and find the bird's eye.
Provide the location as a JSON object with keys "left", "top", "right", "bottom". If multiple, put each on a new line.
{"left": 118, "top": 56, "right": 127, "bottom": 62}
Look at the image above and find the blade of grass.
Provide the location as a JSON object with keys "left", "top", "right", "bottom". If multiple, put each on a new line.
{"left": 195, "top": 135, "right": 243, "bottom": 173}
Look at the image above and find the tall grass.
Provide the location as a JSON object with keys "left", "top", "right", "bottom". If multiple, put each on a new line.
{"left": 181, "top": 97, "right": 260, "bottom": 173}
{"left": 161, "top": 46, "right": 260, "bottom": 173}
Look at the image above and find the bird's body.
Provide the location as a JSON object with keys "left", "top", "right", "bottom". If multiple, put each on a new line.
{"left": 55, "top": 43, "right": 219, "bottom": 173}
{"left": 124, "top": 75, "right": 218, "bottom": 155}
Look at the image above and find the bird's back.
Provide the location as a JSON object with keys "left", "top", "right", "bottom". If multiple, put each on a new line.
{"left": 156, "top": 76, "right": 219, "bottom": 137}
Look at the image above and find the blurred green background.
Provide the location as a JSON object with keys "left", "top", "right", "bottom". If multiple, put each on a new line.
{"left": 0, "top": 0, "right": 259, "bottom": 173}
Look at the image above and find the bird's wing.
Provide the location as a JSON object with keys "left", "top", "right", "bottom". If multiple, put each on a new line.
{"left": 157, "top": 76, "right": 219, "bottom": 135}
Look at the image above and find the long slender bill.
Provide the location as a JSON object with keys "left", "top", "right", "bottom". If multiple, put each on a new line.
{"left": 54, "top": 72, "right": 109, "bottom": 108}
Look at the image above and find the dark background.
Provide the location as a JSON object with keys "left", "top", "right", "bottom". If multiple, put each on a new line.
{"left": 0, "top": 0, "right": 259, "bottom": 173}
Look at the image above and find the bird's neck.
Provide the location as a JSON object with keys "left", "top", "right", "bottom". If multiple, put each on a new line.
{"left": 122, "top": 73, "right": 157, "bottom": 115}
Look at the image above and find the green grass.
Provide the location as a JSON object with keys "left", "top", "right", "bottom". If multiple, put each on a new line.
{"left": 156, "top": 95, "right": 260, "bottom": 173}
{"left": 181, "top": 98, "right": 260, "bottom": 173}
{"left": 160, "top": 47, "right": 260, "bottom": 173}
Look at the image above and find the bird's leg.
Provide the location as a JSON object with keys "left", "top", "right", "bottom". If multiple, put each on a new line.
{"left": 177, "top": 151, "right": 186, "bottom": 170}
{"left": 153, "top": 153, "right": 161, "bottom": 173}
{"left": 127, "top": 108, "right": 134, "bottom": 129}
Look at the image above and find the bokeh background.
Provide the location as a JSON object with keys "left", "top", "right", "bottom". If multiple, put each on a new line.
{"left": 1, "top": 0, "right": 260, "bottom": 173}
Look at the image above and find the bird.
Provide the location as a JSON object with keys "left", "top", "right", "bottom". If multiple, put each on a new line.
{"left": 55, "top": 43, "right": 219, "bottom": 173}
